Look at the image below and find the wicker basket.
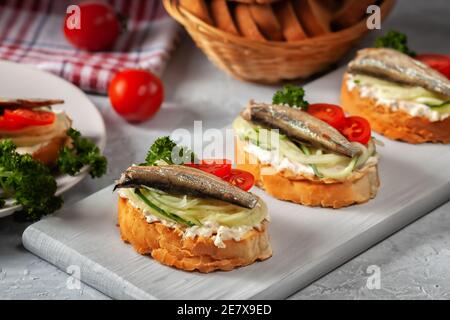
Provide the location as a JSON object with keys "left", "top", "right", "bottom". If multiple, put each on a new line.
{"left": 163, "top": 0, "right": 396, "bottom": 83}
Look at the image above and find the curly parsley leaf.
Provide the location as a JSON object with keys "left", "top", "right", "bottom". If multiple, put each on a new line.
{"left": 144, "top": 136, "right": 196, "bottom": 166}
{"left": 57, "top": 128, "right": 107, "bottom": 178}
{"left": 374, "top": 30, "right": 416, "bottom": 57}
{"left": 272, "top": 85, "right": 309, "bottom": 110}
{"left": 0, "top": 140, "right": 62, "bottom": 221}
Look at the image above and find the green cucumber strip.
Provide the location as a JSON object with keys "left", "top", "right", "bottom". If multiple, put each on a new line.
{"left": 299, "top": 144, "right": 323, "bottom": 178}
{"left": 429, "top": 101, "right": 450, "bottom": 115}
{"left": 134, "top": 189, "right": 197, "bottom": 227}
{"left": 428, "top": 100, "right": 450, "bottom": 108}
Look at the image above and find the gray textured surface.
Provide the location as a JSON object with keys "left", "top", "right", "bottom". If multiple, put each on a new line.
{"left": 1, "top": 0, "right": 450, "bottom": 299}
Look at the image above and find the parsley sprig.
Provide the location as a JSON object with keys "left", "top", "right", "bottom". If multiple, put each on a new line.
{"left": 272, "top": 85, "right": 309, "bottom": 110}
{"left": 375, "top": 30, "right": 416, "bottom": 57}
{"left": 57, "top": 128, "right": 107, "bottom": 178}
{"left": 0, "top": 140, "right": 62, "bottom": 220}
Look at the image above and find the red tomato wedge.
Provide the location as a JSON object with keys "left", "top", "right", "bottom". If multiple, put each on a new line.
{"left": 307, "top": 103, "right": 346, "bottom": 129}
{"left": 4, "top": 108, "right": 56, "bottom": 126}
{"left": 185, "top": 159, "right": 232, "bottom": 179}
{"left": 415, "top": 54, "right": 450, "bottom": 79}
{"left": 223, "top": 169, "right": 255, "bottom": 192}
{"left": 0, "top": 116, "right": 26, "bottom": 131}
{"left": 340, "top": 116, "right": 371, "bottom": 144}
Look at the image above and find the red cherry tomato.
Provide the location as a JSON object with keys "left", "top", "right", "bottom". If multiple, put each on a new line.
{"left": 307, "top": 103, "right": 346, "bottom": 129}
{"left": 63, "top": 1, "right": 120, "bottom": 51}
{"left": 0, "top": 116, "right": 26, "bottom": 131}
{"left": 223, "top": 169, "right": 255, "bottom": 191}
{"left": 185, "top": 159, "right": 232, "bottom": 179}
{"left": 4, "top": 109, "right": 56, "bottom": 126}
{"left": 340, "top": 116, "right": 371, "bottom": 144}
{"left": 108, "top": 69, "right": 164, "bottom": 123}
{"left": 415, "top": 54, "right": 450, "bottom": 79}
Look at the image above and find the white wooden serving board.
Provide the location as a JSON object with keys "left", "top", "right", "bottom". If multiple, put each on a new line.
{"left": 22, "top": 69, "right": 450, "bottom": 300}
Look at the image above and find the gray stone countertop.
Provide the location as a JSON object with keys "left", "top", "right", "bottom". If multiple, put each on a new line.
{"left": 0, "top": 0, "right": 449, "bottom": 299}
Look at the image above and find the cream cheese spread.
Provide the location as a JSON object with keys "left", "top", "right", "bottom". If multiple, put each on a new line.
{"left": 347, "top": 74, "right": 449, "bottom": 122}
{"left": 118, "top": 188, "right": 267, "bottom": 248}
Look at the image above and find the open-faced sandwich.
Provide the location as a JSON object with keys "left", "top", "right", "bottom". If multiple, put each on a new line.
{"left": 0, "top": 97, "right": 107, "bottom": 220}
{"left": 0, "top": 98, "right": 72, "bottom": 165}
{"left": 114, "top": 137, "right": 272, "bottom": 273}
{"left": 233, "top": 86, "right": 380, "bottom": 208}
{"left": 341, "top": 31, "right": 450, "bottom": 144}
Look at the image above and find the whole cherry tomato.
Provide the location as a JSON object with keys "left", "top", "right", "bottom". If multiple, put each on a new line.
{"left": 307, "top": 103, "right": 346, "bottom": 129}
{"left": 108, "top": 69, "right": 164, "bottom": 123}
{"left": 63, "top": 1, "right": 120, "bottom": 51}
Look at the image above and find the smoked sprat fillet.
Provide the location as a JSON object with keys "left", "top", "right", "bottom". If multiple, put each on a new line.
{"left": 241, "top": 101, "right": 361, "bottom": 157}
{"left": 115, "top": 165, "right": 259, "bottom": 209}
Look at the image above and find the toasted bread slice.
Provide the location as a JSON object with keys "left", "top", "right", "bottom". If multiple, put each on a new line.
{"left": 210, "top": 0, "right": 240, "bottom": 35}
{"left": 234, "top": 3, "right": 266, "bottom": 41}
{"left": 118, "top": 197, "right": 272, "bottom": 273}
{"left": 340, "top": 73, "right": 450, "bottom": 144}
{"left": 235, "top": 136, "right": 380, "bottom": 208}
{"left": 180, "top": 0, "right": 214, "bottom": 25}
{"left": 293, "top": 0, "right": 332, "bottom": 37}
{"left": 248, "top": 4, "right": 284, "bottom": 41}
{"left": 273, "top": 0, "right": 307, "bottom": 41}
{"left": 230, "top": 0, "right": 281, "bottom": 3}
{"left": 30, "top": 135, "right": 71, "bottom": 166}
{"left": 332, "top": 0, "right": 377, "bottom": 29}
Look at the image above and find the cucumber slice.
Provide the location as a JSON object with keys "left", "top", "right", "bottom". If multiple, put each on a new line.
{"left": 298, "top": 144, "right": 323, "bottom": 178}
{"left": 134, "top": 189, "right": 198, "bottom": 227}
{"left": 430, "top": 101, "right": 450, "bottom": 114}
{"left": 316, "top": 156, "right": 359, "bottom": 180}
{"left": 136, "top": 187, "right": 266, "bottom": 228}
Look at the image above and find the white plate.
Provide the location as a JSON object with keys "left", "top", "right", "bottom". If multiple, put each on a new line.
{"left": 0, "top": 60, "right": 106, "bottom": 218}
{"left": 22, "top": 67, "right": 450, "bottom": 299}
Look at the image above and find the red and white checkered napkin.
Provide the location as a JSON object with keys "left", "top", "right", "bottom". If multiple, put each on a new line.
{"left": 0, "top": 0, "right": 179, "bottom": 94}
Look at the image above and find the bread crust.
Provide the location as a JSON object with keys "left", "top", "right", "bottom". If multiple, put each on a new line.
{"left": 31, "top": 135, "right": 71, "bottom": 166}
{"left": 340, "top": 73, "right": 450, "bottom": 144}
{"left": 293, "top": 0, "right": 331, "bottom": 36}
{"left": 117, "top": 197, "right": 272, "bottom": 273}
{"left": 229, "top": 0, "right": 281, "bottom": 4}
{"left": 273, "top": 0, "right": 307, "bottom": 41}
{"left": 235, "top": 137, "right": 380, "bottom": 208}
{"left": 210, "top": 0, "right": 240, "bottom": 35}
{"left": 180, "top": 0, "right": 214, "bottom": 25}
{"left": 234, "top": 3, "right": 266, "bottom": 41}
{"left": 332, "top": 0, "right": 377, "bottom": 29}
{"left": 248, "top": 4, "right": 284, "bottom": 41}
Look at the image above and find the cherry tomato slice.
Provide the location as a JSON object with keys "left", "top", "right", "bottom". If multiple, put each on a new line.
{"left": 185, "top": 159, "right": 232, "bottom": 179}
{"left": 340, "top": 116, "right": 371, "bottom": 145}
{"left": 307, "top": 103, "right": 346, "bottom": 129}
{"left": 223, "top": 169, "right": 255, "bottom": 191}
{"left": 4, "top": 108, "right": 56, "bottom": 126}
{"left": 0, "top": 116, "right": 27, "bottom": 131}
{"left": 415, "top": 54, "right": 450, "bottom": 79}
